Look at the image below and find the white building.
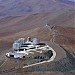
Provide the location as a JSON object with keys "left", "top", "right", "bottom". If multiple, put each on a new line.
{"left": 6, "top": 37, "right": 51, "bottom": 59}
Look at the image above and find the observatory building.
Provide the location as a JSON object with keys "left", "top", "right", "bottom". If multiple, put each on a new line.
{"left": 6, "top": 37, "right": 53, "bottom": 59}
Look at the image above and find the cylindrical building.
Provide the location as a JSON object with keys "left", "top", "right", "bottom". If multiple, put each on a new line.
{"left": 33, "top": 38, "right": 40, "bottom": 45}
{"left": 13, "top": 43, "right": 20, "bottom": 51}
{"left": 15, "top": 38, "right": 25, "bottom": 44}
{"left": 19, "top": 38, "right": 25, "bottom": 44}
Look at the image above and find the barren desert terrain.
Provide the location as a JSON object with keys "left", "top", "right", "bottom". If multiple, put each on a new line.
{"left": 0, "top": 0, "right": 75, "bottom": 75}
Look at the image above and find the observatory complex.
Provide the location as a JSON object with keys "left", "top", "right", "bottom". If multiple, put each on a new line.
{"left": 6, "top": 37, "right": 54, "bottom": 60}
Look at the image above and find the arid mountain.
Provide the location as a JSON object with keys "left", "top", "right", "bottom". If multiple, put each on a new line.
{"left": 0, "top": 0, "right": 74, "bottom": 19}
{"left": 0, "top": 0, "right": 75, "bottom": 75}
{"left": 0, "top": 9, "right": 74, "bottom": 37}
{"left": 0, "top": 3, "right": 74, "bottom": 51}
{"left": 0, "top": 26, "right": 75, "bottom": 75}
{"left": 0, "top": 0, "right": 74, "bottom": 36}
{"left": 0, "top": 26, "right": 75, "bottom": 52}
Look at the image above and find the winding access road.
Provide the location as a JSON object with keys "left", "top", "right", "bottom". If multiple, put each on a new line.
{"left": 23, "top": 45, "right": 56, "bottom": 68}
{"left": 22, "top": 42, "right": 67, "bottom": 69}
